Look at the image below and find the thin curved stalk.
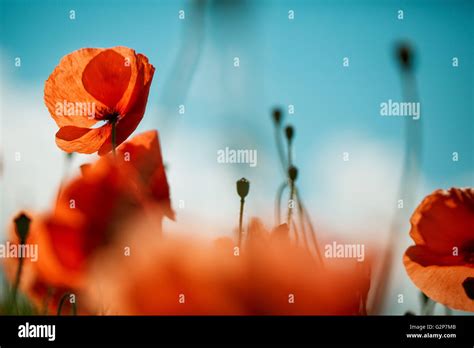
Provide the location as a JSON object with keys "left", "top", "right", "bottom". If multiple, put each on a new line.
{"left": 275, "top": 181, "right": 288, "bottom": 226}
{"left": 295, "top": 188, "right": 324, "bottom": 265}
{"left": 370, "top": 68, "right": 422, "bottom": 314}
{"left": 57, "top": 292, "right": 77, "bottom": 316}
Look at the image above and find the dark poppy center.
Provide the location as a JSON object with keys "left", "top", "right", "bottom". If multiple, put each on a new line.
{"left": 105, "top": 111, "right": 120, "bottom": 123}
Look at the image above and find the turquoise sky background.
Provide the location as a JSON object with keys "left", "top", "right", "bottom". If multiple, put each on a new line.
{"left": 1, "top": 0, "right": 472, "bottom": 183}
{"left": 0, "top": 0, "right": 473, "bottom": 314}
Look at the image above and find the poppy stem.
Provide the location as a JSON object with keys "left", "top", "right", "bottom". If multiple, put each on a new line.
{"left": 12, "top": 241, "right": 25, "bottom": 313}
{"left": 239, "top": 198, "right": 245, "bottom": 248}
{"left": 274, "top": 127, "right": 287, "bottom": 174}
{"left": 111, "top": 119, "right": 117, "bottom": 157}
{"left": 295, "top": 188, "right": 324, "bottom": 265}
{"left": 422, "top": 299, "right": 436, "bottom": 315}
{"left": 236, "top": 178, "right": 250, "bottom": 249}
{"left": 370, "top": 43, "right": 421, "bottom": 314}
{"left": 57, "top": 292, "right": 77, "bottom": 316}
{"left": 271, "top": 108, "right": 288, "bottom": 175}
{"left": 286, "top": 166, "right": 298, "bottom": 237}
{"left": 12, "top": 213, "right": 31, "bottom": 314}
{"left": 295, "top": 188, "right": 309, "bottom": 250}
{"left": 287, "top": 179, "right": 295, "bottom": 227}
{"left": 275, "top": 181, "right": 287, "bottom": 225}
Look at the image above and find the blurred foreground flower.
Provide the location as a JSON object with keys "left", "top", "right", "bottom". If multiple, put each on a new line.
{"left": 3, "top": 131, "right": 172, "bottom": 313}
{"left": 3, "top": 214, "right": 76, "bottom": 314}
{"left": 88, "top": 217, "right": 371, "bottom": 315}
{"left": 44, "top": 46, "right": 155, "bottom": 155}
{"left": 404, "top": 188, "right": 474, "bottom": 312}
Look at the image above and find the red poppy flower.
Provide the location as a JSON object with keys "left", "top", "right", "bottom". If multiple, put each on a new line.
{"left": 404, "top": 188, "right": 474, "bottom": 312}
{"left": 114, "top": 130, "right": 174, "bottom": 220}
{"left": 31, "top": 130, "right": 172, "bottom": 291}
{"left": 2, "top": 213, "right": 79, "bottom": 314}
{"left": 44, "top": 47, "right": 155, "bottom": 155}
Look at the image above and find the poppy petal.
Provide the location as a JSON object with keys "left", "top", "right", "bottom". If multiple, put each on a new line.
{"left": 56, "top": 125, "right": 111, "bottom": 154}
{"left": 409, "top": 188, "right": 474, "bottom": 254}
{"left": 404, "top": 246, "right": 474, "bottom": 312}
{"left": 97, "top": 59, "right": 154, "bottom": 156}
{"left": 82, "top": 49, "right": 132, "bottom": 109}
{"left": 44, "top": 48, "right": 110, "bottom": 127}
{"left": 113, "top": 48, "right": 147, "bottom": 115}
{"left": 114, "top": 130, "right": 174, "bottom": 219}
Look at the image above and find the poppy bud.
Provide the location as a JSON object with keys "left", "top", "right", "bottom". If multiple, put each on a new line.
{"left": 272, "top": 108, "right": 282, "bottom": 125}
{"left": 396, "top": 43, "right": 413, "bottom": 71}
{"left": 288, "top": 166, "right": 298, "bottom": 182}
{"left": 285, "top": 125, "right": 294, "bottom": 143}
{"left": 14, "top": 212, "right": 31, "bottom": 243}
{"left": 236, "top": 178, "right": 250, "bottom": 199}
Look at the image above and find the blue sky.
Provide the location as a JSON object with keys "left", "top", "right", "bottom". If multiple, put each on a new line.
{"left": 1, "top": 0, "right": 472, "bottom": 185}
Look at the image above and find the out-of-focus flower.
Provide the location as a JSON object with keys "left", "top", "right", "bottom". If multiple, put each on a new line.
{"left": 4, "top": 131, "right": 172, "bottom": 311}
{"left": 3, "top": 214, "right": 77, "bottom": 314}
{"left": 114, "top": 130, "right": 174, "bottom": 220}
{"left": 88, "top": 217, "right": 371, "bottom": 315}
{"left": 404, "top": 188, "right": 474, "bottom": 312}
{"left": 33, "top": 159, "right": 142, "bottom": 290}
{"left": 44, "top": 46, "right": 155, "bottom": 155}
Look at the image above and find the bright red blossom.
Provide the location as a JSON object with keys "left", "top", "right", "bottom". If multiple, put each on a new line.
{"left": 44, "top": 47, "right": 155, "bottom": 155}
{"left": 404, "top": 188, "right": 474, "bottom": 312}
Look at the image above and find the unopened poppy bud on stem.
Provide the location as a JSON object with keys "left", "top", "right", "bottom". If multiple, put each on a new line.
{"left": 288, "top": 166, "right": 298, "bottom": 182}
{"left": 396, "top": 42, "right": 414, "bottom": 72}
{"left": 285, "top": 125, "right": 294, "bottom": 144}
{"left": 272, "top": 108, "right": 282, "bottom": 125}
{"left": 287, "top": 166, "right": 298, "bottom": 226}
{"left": 236, "top": 178, "right": 250, "bottom": 249}
{"left": 271, "top": 107, "right": 288, "bottom": 173}
{"left": 12, "top": 212, "right": 31, "bottom": 307}
{"left": 236, "top": 178, "right": 250, "bottom": 200}
{"left": 285, "top": 125, "right": 295, "bottom": 166}
{"left": 14, "top": 212, "right": 31, "bottom": 243}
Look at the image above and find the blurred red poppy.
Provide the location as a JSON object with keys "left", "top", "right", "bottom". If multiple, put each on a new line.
{"left": 2, "top": 214, "right": 78, "bottom": 314}
{"left": 7, "top": 131, "right": 172, "bottom": 302}
{"left": 88, "top": 218, "right": 371, "bottom": 315}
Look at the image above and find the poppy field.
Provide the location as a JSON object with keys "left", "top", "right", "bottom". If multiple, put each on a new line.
{"left": 0, "top": 0, "right": 472, "bottom": 321}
